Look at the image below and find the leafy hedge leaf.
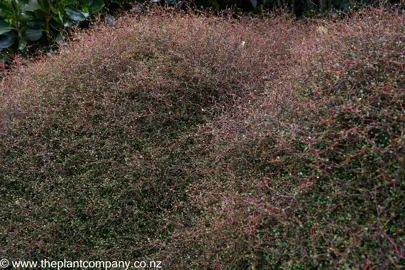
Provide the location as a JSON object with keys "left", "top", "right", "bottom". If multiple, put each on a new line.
{"left": 0, "top": 20, "right": 13, "bottom": 35}
{"left": 23, "top": 28, "right": 42, "bottom": 41}
{"left": 27, "top": 20, "right": 45, "bottom": 29}
{"left": 88, "top": 0, "right": 105, "bottom": 14}
{"left": 24, "top": 0, "right": 42, "bottom": 11}
{"left": 63, "top": 20, "right": 73, "bottom": 28}
{"left": 0, "top": 5, "right": 12, "bottom": 19}
{"left": 18, "top": 37, "right": 27, "bottom": 50}
{"left": 19, "top": 11, "right": 35, "bottom": 22}
{"left": 0, "top": 33, "right": 14, "bottom": 49}
{"left": 65, "top": 7, "right": 88, "bottom": 22}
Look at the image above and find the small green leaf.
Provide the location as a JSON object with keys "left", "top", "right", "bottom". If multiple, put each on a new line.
{"left": 0, "top": 21, "right": 14, "bottom": 35}
{"left": 63, "top": 19, "right": 73, "bottom": 28}
{"left": 18, "top": 37, "right": 27, "bottom": 50}
{"left": 19, "top": 11, "right": 35, "bottom": 21}
{"left": 50, "top": 5, "right": 59, "bottom": 14}
{"left": 0, "top": 6, "right": 12, "bottom": 19}
{"left": 19, "top": 0, "right": 31, "bottom": 10}
{"left": 11, "top": 0, "right": 19, "bottom": 10}
{"left": 88, "top": 0, "right": 104, "bottom": 14}
{"left": 0, "top": 0, "right": 12, "bottom": 10}
{"left": 27, "top": 20, "right": 45, "bottom": 29}
{"left": 23, "top": 28, "right": 42, "bottom": 41}
{"left": 24, "top": 0, "right": 42, "bottom": 11}
{"left": 65, "top": 7, "right": 88, "bottom": 22}
{"left": 57, "top": 11, "right": 64, "bottom": 24}
{"left": 0, "top": 33, "right": 14, "bottom": 49}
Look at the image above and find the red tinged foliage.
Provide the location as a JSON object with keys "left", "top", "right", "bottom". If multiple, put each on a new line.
{"left": 1, "top": 7, "right": 404, "bottom": 268}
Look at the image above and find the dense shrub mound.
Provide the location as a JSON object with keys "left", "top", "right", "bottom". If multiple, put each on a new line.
{"left": 178, "top": 10, "right": 405, "bottom": 268}
{"left": 1, "top": 8, "right": 404, "bottom": 268}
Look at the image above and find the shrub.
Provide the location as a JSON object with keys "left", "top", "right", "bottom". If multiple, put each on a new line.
{"left": 0, "top": 0, "right": 122, "bottom": 60}
{"left": 1, "top": 7, "right": 404, "bottom": 268}
{"left": 175, "top": 9, "right": 405, "bottom": 268}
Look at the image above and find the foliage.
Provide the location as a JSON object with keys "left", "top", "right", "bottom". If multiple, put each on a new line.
{"left": 1, "top": 7, "right": 404, "bottom": 268}
{"left": 0, "top": 0, "right": 104, "bottom": 57}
